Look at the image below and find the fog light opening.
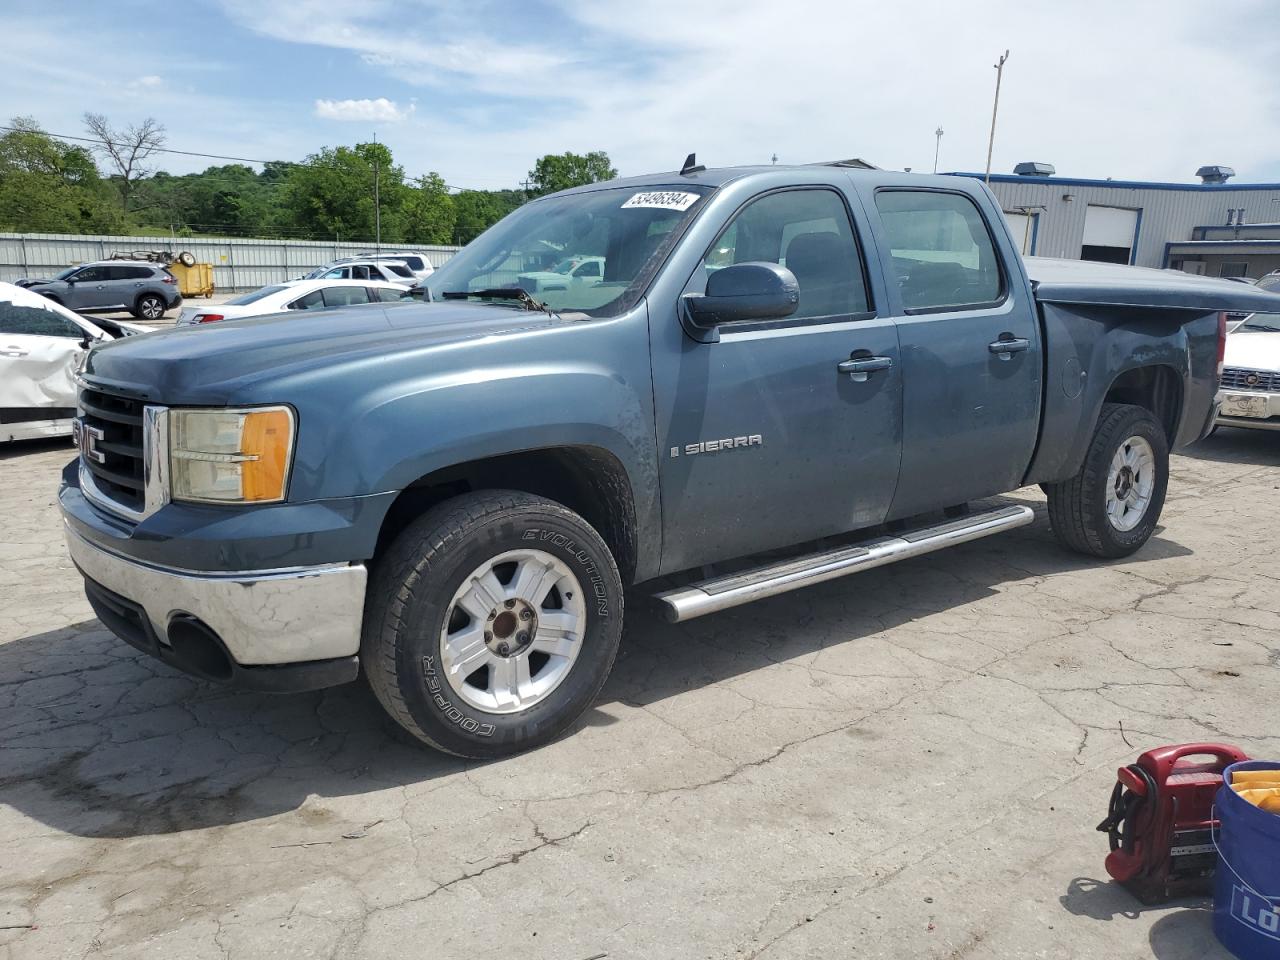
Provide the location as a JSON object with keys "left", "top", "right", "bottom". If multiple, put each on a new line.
{"left": 166, "top": 615, "right": 234, "bottom": 681}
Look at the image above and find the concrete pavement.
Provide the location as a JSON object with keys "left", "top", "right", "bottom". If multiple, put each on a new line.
{"left": 1, "top": 431, "right": 1277, "bottom": 959}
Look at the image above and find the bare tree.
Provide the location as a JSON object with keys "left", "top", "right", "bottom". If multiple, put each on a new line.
{"left": 82, "top": 113, "right": 166, "bottom": 213}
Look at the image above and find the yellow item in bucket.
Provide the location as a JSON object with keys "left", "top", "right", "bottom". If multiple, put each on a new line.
{"left": 1231, "top": 768, "right": 1280, "bottom": 813}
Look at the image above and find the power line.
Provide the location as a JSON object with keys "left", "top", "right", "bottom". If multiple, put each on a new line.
{"left": 0, "top": 124, "right": 496, "bottom": 193}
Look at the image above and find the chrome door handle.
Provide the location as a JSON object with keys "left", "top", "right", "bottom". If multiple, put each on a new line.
{"left": 837, "top": 355, "right": 893, "bottom": 382}
{"left": 988, "top": 336, "right": 1030, "bottom": 359}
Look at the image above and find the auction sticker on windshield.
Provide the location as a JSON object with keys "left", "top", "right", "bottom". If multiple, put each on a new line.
{"left": 622, "top": 191, "right": 700, "bottom": 211}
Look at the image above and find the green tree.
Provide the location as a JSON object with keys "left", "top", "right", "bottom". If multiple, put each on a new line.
{"left": 528, "top": 151, "right": 617, "bottom": 196}
{"left": 403, "top": 172, "right": 456, "bottom": 245}
{"left": 282, "top": 141, "right": 407, "bottom": 242}
{"left": 0, "top": 117, "right": 123, "bottom": 233}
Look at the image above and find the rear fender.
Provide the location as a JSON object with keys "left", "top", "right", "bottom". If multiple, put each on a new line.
{"left": 1024, "top": 303, "right": 1214, "bottom": 485}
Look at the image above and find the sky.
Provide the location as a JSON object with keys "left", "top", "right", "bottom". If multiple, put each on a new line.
{"left": 4, "top": 0, "right": 1280, "bottom": 189}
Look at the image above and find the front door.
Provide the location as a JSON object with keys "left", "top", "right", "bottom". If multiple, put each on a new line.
{"left": 868, "top": 187, "right": 1042, "bottom": 519}
{"left": 653, "top": 186, "right": 903, "bottom": 574}
{"left": 65, "top": 265, "right": 110, "bottom": 311}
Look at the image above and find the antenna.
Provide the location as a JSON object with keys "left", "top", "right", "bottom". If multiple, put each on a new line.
{"left": 680, "top": 153, "right": 706, "bottom": 176}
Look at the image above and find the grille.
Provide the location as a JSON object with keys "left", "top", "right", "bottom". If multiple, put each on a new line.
{"left": 1221, "top": 367, "right": 1280, "bottom": 392}
{"left": 79, "top": 386, "right": 146, "bottom": 513}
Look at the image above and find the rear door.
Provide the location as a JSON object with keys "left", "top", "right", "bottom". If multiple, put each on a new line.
{"left": 653, "top": 185, "right": 903, "bottom": 573}
{"left": 866, "top": 186, "right": 1041, "bottom": 518}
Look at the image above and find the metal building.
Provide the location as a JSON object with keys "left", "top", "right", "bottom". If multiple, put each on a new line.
{"left": 948, "top": 165, "right": 1280, "bottom": 279}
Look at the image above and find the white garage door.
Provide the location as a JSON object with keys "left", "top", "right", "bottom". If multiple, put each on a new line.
{"left": 1003, "top": 211, "right": 1034, "bottom": 254}
{"left": 1083, "top": 206, "right": 1139, "bottom": 247}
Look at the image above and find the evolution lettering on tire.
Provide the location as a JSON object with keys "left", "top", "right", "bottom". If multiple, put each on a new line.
{"left": 520, "top": 528, "right": 610, "bottom": 617}
{"left": 362, "top": 490, "right": 623, "bottom": 759}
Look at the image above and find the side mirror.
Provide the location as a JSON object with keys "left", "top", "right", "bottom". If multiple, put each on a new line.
{"left": 682, "top": 262, "right": 799, "bottom": 341}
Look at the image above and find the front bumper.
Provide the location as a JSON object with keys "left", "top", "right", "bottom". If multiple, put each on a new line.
{"left": 1215, "top": 389, "right": 1280, "bottom": 432}
{"left": 66, "top": 523, "right": 366, "bottom": 691}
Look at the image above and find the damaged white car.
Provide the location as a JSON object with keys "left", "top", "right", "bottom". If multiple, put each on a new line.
{"left": 1, "top": 282, "right": 149, "bottom": 443}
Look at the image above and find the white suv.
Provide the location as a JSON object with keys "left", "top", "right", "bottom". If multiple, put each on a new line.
{"left": 306, "top": 260, "right": 416, "bottom": 285}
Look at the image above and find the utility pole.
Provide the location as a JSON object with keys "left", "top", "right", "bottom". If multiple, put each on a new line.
{"left": 933, "top": 127, "right": 944, "bottom": 174}
{"left": 771, "top": 153, "right": 778, "bottom": 165}
{"left": 372, "top": 133, "right": 381, "bottom": 255}
{"left": 520, "top": 178, "right": 533, "bottom": 203}
{"left": 985, "top": 50, "right": 1009, "bottom": 184}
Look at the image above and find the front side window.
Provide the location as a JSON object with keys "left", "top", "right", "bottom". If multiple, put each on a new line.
{"left": 424, "top": 184, "right": 712, "bottom": 317}
{"left": 73, "top": 266, "right": 109, "bottom": 283}
{"left": 703, "top": 188, "right": 870, "bottom": 321}
{"left": 322, "top": 286, "right": 371, "bottom": 307}
{"left": 0, "top": 302, "right": 83, "bottom": 337}
{"left": 875, "top": 190, "right": 1002, "bottom": 312}
{"left": 373, "top": 287, "right": 408, "bottom": 302}
{"left": 384, "top": 263, "right": 413, "bottom": 278}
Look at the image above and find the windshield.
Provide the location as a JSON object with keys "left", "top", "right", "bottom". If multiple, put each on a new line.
{"left": 226, "top": 285, "right": 288, "bottom": 306}
{"left": 423, "top": 185, "right": 712, "bottom": 317}
{"left": 1238, "top": 313, "right": 1280, "bottom": 333}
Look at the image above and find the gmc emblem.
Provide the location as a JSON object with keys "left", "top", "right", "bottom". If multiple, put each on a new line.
{"left": 79, "top": 422, "right": 106, "bottom": 464}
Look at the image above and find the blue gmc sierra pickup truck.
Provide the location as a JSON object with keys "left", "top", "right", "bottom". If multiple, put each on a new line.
{"left": 60, "top": 162, "right": 1280, "bottom": 757}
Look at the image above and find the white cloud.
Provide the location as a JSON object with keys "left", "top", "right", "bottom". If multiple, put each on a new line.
{"left": 314, "top": 97, "right": 413, "bottom": 123}
{"left": 215, "top": 0, "right": 1280, "bottom": 187}
{"left": 131, "top": 75, "right": 163, "bottom": 89}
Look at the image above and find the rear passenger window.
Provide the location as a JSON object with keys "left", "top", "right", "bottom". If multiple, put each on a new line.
{"left": 704, "top": 188, "right": 870, "bottom": 321}
{"left": 288, "top": 290, "right": 324, "bottom": 310}
{"left": 874, "top": 190, "right": 1003, "bottom": 312}
{"left": 322, "top": 287, "right": 371, "bottom": 308}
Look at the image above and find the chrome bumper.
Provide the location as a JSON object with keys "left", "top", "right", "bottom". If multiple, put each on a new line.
{"left": 1215, "top": 388, "right": 1280, "bottom": 431}
{"left": 65, "top": 524, "right": 367, "bottom": 666}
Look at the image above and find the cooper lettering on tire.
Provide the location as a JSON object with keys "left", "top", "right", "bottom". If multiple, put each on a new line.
{"left": 362, "top": 490, "right": 623, "bottom": 758}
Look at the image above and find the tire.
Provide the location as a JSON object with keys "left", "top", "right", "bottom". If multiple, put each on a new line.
{"left": 362, "top": 490, "right": 623, "bottom": 758}
{"left": 133, "top": 294, "right": 166, "bottom": 320}
{"left": 1045, "top": 402, "right": 1169, "bottom": 559}
{"left": 178, "top": 251, "right": 196, "bottom": 267}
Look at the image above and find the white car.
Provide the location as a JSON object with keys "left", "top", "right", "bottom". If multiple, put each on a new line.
{"left": 176, "top": 279, "right": 410, "bottom": 325}
{"left": 1, "top": 282, "right": 149, "bottom": 443}
{"left": 1217, "top": 310, "right": 1280, "bottom": 432}
{"left": 303, "top": 259, "right": 417, "bottom": 285}
{"left": 517, "top": 255, "right": 605, "bottom": 294}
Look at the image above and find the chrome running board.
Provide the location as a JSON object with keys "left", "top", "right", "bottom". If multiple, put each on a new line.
{"left": 653, "top": 504, "right": 1035, "bottom": 623}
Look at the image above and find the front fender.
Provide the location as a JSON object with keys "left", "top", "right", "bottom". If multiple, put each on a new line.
{"left": 285, "top": 308, "right": 662, "bottom": 575}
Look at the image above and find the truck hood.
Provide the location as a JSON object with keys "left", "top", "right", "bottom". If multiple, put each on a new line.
{"left": 1224, "top": 329, "right": 1280, "bottom": 372}
{"left": 81, "top": 300, "right": 571, "bottom": 403}
{"left": 1027, "top": 257, "right": 1280, "bottom": 314}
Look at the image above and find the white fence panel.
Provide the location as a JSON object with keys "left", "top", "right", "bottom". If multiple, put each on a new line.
{"left": 0, "top": 233, "right": 462, "bottom": 292}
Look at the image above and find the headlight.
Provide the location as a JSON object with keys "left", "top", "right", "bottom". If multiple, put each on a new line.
{"left": 169, "top": 406, "right": 295, "bottom": 504}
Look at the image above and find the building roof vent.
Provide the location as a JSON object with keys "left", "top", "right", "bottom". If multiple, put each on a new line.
{"left": 1013, "top": 162, "right": 1055, "bottom": 177}
{"left": 1196, "top": 165, "right": 1235, "bottom": 184}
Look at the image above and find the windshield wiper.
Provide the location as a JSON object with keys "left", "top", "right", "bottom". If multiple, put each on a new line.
{"left": 441, "top": 288, "right": 554, "bottom": 316}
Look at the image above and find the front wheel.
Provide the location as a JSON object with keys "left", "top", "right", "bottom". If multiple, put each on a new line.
{"left": 1045, "top": 403, "right": 1169, "bottom": 558}
{"left": 362, "top": 491, "right": 623, "bottom": 757}
{"left": 134, "top": 294, "right": 166, "bottom": 320}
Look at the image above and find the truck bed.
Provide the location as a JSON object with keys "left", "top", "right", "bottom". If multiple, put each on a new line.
{"left": 1026, "top": 257, "right": 1280, "bottom": 313}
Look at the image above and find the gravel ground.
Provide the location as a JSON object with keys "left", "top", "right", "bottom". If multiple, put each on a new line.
{"left": 1, "top": 430, "right": 1277, "bottom": 959}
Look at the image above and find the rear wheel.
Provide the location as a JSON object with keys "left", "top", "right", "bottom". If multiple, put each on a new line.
{"left": 1045, "top": 403, "right": 1169, "bottom": 558}
{"left": 362, "top": 490, "right": 623, "bottom": 758}
{"left": 133, "top": 294, "right": 165, "bottom": 320}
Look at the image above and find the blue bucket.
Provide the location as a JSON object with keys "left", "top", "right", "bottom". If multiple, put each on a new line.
{"left": 1214, "top": 760, "right": 1280, "bottom": 959}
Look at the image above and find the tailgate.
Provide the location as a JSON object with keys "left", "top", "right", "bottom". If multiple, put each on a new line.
{"left": 1027, "top": 257, "right": 1280, "bottom": 314}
